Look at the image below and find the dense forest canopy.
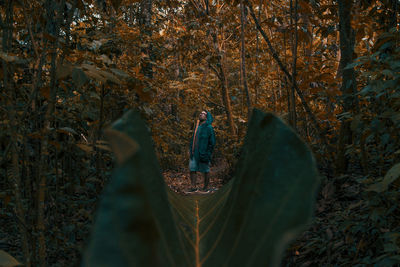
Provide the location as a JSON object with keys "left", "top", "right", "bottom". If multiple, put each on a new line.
{"left": 0, "top": 0, "right": 399, "bottom": 266}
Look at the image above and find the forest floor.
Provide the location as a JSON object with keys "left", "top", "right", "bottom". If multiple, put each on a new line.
{"left": 163, "top": 158, "right": 230, "bottom": 194}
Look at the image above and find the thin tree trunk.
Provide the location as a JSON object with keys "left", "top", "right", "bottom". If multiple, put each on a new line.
{"left": 254, "top": 0, "right": 262, "bottom": 106}
{"left": 208, "top": 56, "right": 236, "bottom": 135}
{"left": 208, "top": 27, "right": 236, "bottom": 135}
{"left": 10, "top": 123, "right": 31, "bottom": 267}
{"left": 2, "top": 1, "right": 31, "bottom": 265}
{"left": 336, "top": 0, "right": 358, "bottom": 173}
{"left": 37, "top": 1, "right": 65, "bottom": 265}
{"left": 96, "top": 85, "right": 105, "bottom": 178}
{"left": 218, "top": 56, "right": 236, "bottom": 135}
{"left": 220, "top": 27, "right": 236, "bottom": 135}
{"left": 387, "top": 0, "right": 398, "bottom": 30}
{"left": 240, "top": 0, "right": 251, "bottom": 120}
{"left": 272, "top": 83, "right": 277, "bottom": 112}
{"left": 203, "top": 0, "right": 209, "bottom": 15}
{"left": 285, "top": 76, "right": 290, "bottom": 117}
{"left": 139, "top": 0, "right": 153, "bottom": 79}
{"left": 360, "top": 132, "right": 369, "bottom": 175}
{"left": 283, "top": 31, "right": 289, "bottom": 115}
{"left": 289, "top": 0, "right": 298, "bottom": 131}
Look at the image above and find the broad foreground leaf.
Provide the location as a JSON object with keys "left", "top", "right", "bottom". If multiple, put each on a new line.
{"left": 83, "top": 109, "right": 319, "bottom": 267}
{"left": 0, "top": 250, "right": 21, "bottom": 267}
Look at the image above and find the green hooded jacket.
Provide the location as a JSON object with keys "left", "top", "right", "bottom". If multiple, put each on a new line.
{"left": 189, "top": 111, "right": 216, "bottom": 163}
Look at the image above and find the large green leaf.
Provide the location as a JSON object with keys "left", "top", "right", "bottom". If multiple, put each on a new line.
{"left": 0, "top": 250, "right": 21, "bottom": 267}
{"left": 367, "top": 163, "right": 400, "bottom": 193}
{"left": 83, "top": 109, "right": 319, "bottom": 267}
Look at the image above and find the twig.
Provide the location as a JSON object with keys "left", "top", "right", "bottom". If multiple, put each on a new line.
{"left": 207, "top": 62, "right": 222, "bottom": 81}
{"left": 190, "top": 0, "right": 201, "bottom": 13}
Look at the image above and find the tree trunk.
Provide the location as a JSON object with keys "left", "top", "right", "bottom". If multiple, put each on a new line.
{"left": 387, "top": 0, "right": 398, "bottom": 30}
{"left": 208, "top": 27, "right": 236, "bottom": 135}
{"left": 283, "top": 31, "right": 289, "bottom": 116}
{"left": 254, "top": 0, "right": 262, "bottom": 106}
{"left": 96, "top": 85, "right": 105, "bottom": 179}
{"left": 218, "top": 54, "right": 236, "bottom": 135}
{"left": 289, "top": 0, "right": 298, "bottom": 131}
{"left": 139, "top": 0, "right": 153, "bottom": 79}
{"left": 37, "top": 1, "right": 65, "bottom": 265}
{"left": 2, "top": 1, "right": 31, "bottom": 265}
{"left": 336, "top": 0, "right": 358, "bottom": 173}
{"left": 240, "top": 0, "right": 251, "bottom": 120}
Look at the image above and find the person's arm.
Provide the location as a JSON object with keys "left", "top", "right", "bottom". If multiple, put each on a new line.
{"left": 189, "top": 132, "right": 193, "bottom": 157}
{"left": 207, "top": 126, "right": 216, "bottom": 157}
{"left": 189, "top": 120, "right": 200, "bottom": 157}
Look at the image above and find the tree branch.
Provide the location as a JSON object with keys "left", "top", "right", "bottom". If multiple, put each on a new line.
{"left": 207, "top": 62, "right": 222, "bottom": 81}
{"left": 190, "top": 0, "right": 201, "bottom": 13}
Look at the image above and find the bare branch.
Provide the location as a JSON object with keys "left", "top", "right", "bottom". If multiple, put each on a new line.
{"left": 207, "top": 62, "right": 222, "bottom": 81}
{"left": 190, "top": 0, "right": 201, "bottom": 13}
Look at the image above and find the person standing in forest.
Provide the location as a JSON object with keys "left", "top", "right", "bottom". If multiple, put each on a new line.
{"left": 189, "top": 110, "right": 216, "bottom": 192}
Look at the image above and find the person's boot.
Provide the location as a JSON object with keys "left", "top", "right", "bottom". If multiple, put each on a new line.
{"left": 203, "top": 173, "right": 209, "bottom": 191}
{"left": 189, "top": 171, "right": 197, "bottom": 192}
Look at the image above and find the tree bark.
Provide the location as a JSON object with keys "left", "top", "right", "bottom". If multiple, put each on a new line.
{"left": 139, "top": 0, "right": 153, "bottom": 79}
{"left": 336, "top": 0, "right": 358, "bottom": 173}
{"left": 207, "top": 27, "right": 236, "bottom": 135}
{"left": 37, "top": 1, "right": 65, "bottom": 265}
{"left": 289, "top": 0, "right": 298, "bottom": 131}
{"left": 96, "top": 85, "right": 105, "bottom": 178}
{"left": 208, "top": 52, "right": 236, "bottom": 135}
{"left": 240, "top": 0, "right": 252, "bottom": 120}
{"left": 2, "top": 1, "right": 31, "bottom": 265}
{"left": 254, "top": 0, "right": 262, "bottom": 106}
{"left": 387, "top": 0, "right": 398, "bottom": 30}
{"left": 217, "top": 53, "right": 236, "bottom": 135}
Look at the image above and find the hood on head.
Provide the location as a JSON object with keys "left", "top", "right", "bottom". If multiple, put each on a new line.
{"left": 205, "top": 111, "right": 213, "bottom": 125}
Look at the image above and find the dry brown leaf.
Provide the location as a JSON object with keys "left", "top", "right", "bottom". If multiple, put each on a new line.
{"left": 76, "top": 143, "right": 93, "bottom": 153}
